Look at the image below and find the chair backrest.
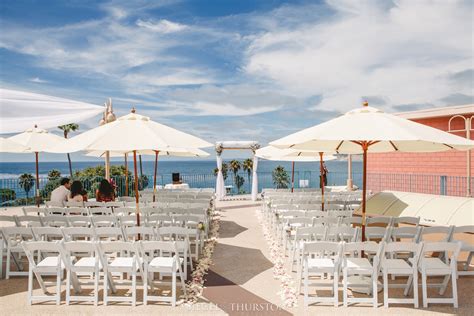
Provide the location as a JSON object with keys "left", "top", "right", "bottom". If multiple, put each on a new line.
{"left": 114, "top": 207, "right": 136, "bottom": 216}
{"left": 139, "top": 240, "right": 178, "bottom": 258}
{"left": 46, "top": 201, "right": 64, "bottom": 208}
{"left": 418, "top": 226, "right": 454, "bottom": 243}
{"left": 32, "top": 226, "right": 64, "bottom": 241}
{"left": 84, "top": 201, "right": 105, "bottom": 208}
{"left": 65, "top": 201, "right": 84, "bottom": 208}
{"left": 302, "top": 241, "right": 341, "bottom": 260}
{"left": 104, "top": 201, "right": 124, "bottom": 208}
{"left": 60, "top": 241, "right": 97, "bottom": 266}
{"left": 2, "top": 227, "right": 35, "bottom": 244}
{"left": 88, "top": 207, "right": 113, "bottom": 216}
{"left": 343, "top": 241, "right": 382, "bottom": 259}
{"left": 340, "top": 216, "right": 363, "bottom": 226}
{"left": 365, "top": 226, "right": 390, "bottom": 242}
{"left": 294, "top": 226, "right": 327, "bottom": 241}
{"left": 118, "top": 196, "right": 135, "bottom": 202}
{"left": 327, "top": 226, "right": 358, "bottom": 242}
{"left": 316, "top": 217, "right": 339, "bottom": 226}
{"left": 389, "top": 226, "right": 420, "bottom": 242}
{"left": 94, "top": 227, "right": 124, "bottom": 241}
{"left": 366, "top": 216, "right": 393, "bottom": 227}
{"left": 42, "top": 215, "right": 70, "bottom": 227}
{"left": 22, "top": 241, "right": 61, "bottom": 266}
{"left": 64, "top": 207, "right": 88, "bottom": 216}
{"left": 22, "top": 206, "right": 45, "bottom": 216}
{"left": 0, "top": 215, "right": 19, "bottom": 227}
{"left": 146, "top": 202, "right": 166, "bottom": 208}
{"left": 125, "top": 226, "right": 156, "bottom": 241}
{"left": 305, "top": 210, "right": 326, "bottom": 218}
{"left": 14, "top": 215, "right": 44, "bottom": 227}
{"left": 66, "top": 215, "right": 92, "bottom": 227}
{"left": 45, "top": 207, "right": 67, "bottom": 216}
{"left": 91, "top": 215, "right": 118, "bottom": 227}
{"left": 118, "top": 215, "right": 138, "bottom": 227}
{"left": 421, "top": 241, "right": 462, "bottom": 262}
{"left": 62, "top": 227, "right": 96, "bottom": 241}
{"left": 383, "top": 241, "right": 423, "bottom": 263}
{"left": 392, "top": 216, "right": 420, "bottom": 226}
{"left": 146, "top": 214, "right": 173, "bottom": 227}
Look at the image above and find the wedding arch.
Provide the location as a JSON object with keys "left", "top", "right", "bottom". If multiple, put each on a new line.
{"left": 215, "top": 141, "right": 260, "bottom": 201}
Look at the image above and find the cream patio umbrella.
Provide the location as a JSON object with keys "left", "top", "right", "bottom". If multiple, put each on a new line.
{"left": 270, "top": 102, "right": 474, "bottom": 241}
{"left": 0, "top": 137, "right": 29, "bottom": 152}
{"left": 49, "top": 109, "right": 212, "bottom": 227}
{"left": 8, "top": 126, "right": 66, "bottom": 206}
{"left": 86, "top": 148, "right": 209, "bottom": 198}
{"left": 256, "top": 146, "right": 337, "bottom": 197}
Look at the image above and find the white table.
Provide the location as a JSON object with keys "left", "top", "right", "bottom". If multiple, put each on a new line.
{"left": 164, "top": 183, "right": 190, "bottom": 190}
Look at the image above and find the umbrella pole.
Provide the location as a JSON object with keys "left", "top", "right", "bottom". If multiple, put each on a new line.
{"left": 361, "top": 144, "right": 368, "bottom": 242}
{"left": 291, "top": 161, "right": 295, "bottom": 193}
{"left": 153, "top": 151, "right": 159, "bottom": 202}
{"left": 319, "top": 152, "right": 324, "bottom": 211}
{"left": 35, "top": 152, "right": 40, "bottom": 207}
{"left": 124, "top": 153, "right": 129, "bottom": 196}
{"left": 133, "top": 150, "right": 141, "bottom": 234}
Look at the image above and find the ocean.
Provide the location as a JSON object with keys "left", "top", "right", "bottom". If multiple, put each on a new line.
{"left": 0, "top": 160, "right": 363, "bottom": 200}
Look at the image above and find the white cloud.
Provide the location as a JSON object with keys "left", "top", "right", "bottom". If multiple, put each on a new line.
{"left": 245, "top": 0, "right": 473, "bottom": 112}
{"left": 29, "top": 77, "right": 48, "bottom": 83}
{"left": 136, "top": 19, "right": 188, "bottom": 33}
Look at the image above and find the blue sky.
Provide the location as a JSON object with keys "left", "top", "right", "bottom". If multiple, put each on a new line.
{"left": 0, "top": 0, "right": 472, "bottom": 162}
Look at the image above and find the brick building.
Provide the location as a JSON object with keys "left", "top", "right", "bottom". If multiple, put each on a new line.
{"left": 367, "top": 104, "right": 474, "bottom": 197}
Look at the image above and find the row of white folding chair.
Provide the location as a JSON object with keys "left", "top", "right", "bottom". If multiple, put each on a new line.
{"left": 366, "top": 215, "right": 420, "bottom": 227}
{"left": 1, "top": 226, "right": 197, "bottom": 280}
{"left": 299, "top": 240, "right": 462, "bottom": 308}
{"left": 21, "top": 240, "right": 187, "bottom": 306}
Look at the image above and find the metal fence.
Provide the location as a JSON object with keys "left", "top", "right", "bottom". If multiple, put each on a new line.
{"left": 1, "top": 171, "right": 471, "bottom": 206}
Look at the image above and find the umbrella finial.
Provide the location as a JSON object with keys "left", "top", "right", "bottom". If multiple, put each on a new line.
{"left": 363, "top": 100, "right": 369, "bottom": 107}
{"left": 34, "top": 124, "right": 37, "bottom": 128}
{"left": 131, "top": 107, "right": 136, "bottom": 113}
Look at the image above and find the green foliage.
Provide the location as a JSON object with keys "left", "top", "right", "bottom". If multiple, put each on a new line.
{"left": 58, "top": 123, "right": 79, "bottom": 137}
{"left": 213, "top": 162, "right": 228, "bottom": 180}
{"left": 242, "top": 158, "right": 253, "bottom": 188}
{"left": 235, "top": 174, "right": 245, "bottom": 193}
{"left": 47, "top": 169, "right": 61, "bottom": 181}
{"left": 229, "top": 159, "right": 241, "bottom": 176}
{"left": 0, "top": 188, "right": 16, "bottom": 204}
{"left": 272, "top": 165, "right": 289, "bottom": 189}
{"left": 18, "top": 173, "right": 35, "bottom": 199}
{"left": 40, "top": 178, "right": 61, "bottom": 200}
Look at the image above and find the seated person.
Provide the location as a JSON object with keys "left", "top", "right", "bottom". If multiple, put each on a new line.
{"left": 68, "top": 180, "right": 88, "bottom": 202}
{"left": 96, "top": 179, "right": 115, "bottom": 202}
{"left": 50, "top": 177, "right": 71, "bottom": 205}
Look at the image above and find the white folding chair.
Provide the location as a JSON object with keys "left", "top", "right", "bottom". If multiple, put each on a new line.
{"left": 104, "top": 201, "right": 124, "bottom": 209}
{"left": 326, "top": 226, "right": 358, "bottom": 243}
{"left": 21, "top": 241, "right": 65, "bottom": 305}
{"left": 65, "top": 207, "right": 88, "bottom": 216}
{"left": 302, "top": 242, "right": 342, "bottom": 307}
{"left": 91, "top": 215, "right": 118, "bottom": 228}
{"left": 381, "top": 241, "right": 423, "bottom": 308}
{"left": 114, "top": 207, "right": 136, "bottom": 216}
{"left": 292, "top": 226, "right": 327, "bottom": 274}
{"left": 62, "top": 227, "right": 96, "bottom": 242}
{"left": 67, "top": 215, "right": 92, "bottom": 228}
{"left": 365, "top": 226, "right": 390, "bottom": 242}
{"left": 88, "top": 207, "right": 113, "bottom": 216}
{"left": 366, "top": 216, "right": 393, "bottom": 227}
{"left": 65, "top": 201, "right": 84, "bottom": 208}
{"left": 146, "top": 214, "right": 173, "bottom": 227}
{"left": 125, "top": 226, "right": 156, "bottom": 241}
{"left": 450, "top": 225, "right": 474, "bottom": 276}
{"left": 97, "top": 241, "right": 141, "bottom": 306}
{"left": 45, "top": 207, "right": 67, "bottom": 216}
{"left": 157, "top": 227, "right": 193, "bottom": 278}
{"left": 46, "top": 201, "right": 64, "bottom": 208}
{"left": 342, "top": 241, "right": 383, "bottom": 308}
{"left": 84, "top": 201, "right": 105, "bottom": 208}
{"left": 94, "top": 227, "right": 125, "bottom": 242}
{"left": 392, "top": 216, "right": 420, "bottom": 227}
{"left": 22, "top": 206, "right": 46, "bottom": 216}
{"left": 59, "top": 241, "right": 101, "bottom": 305}
{"left": 389, "top": 226, "right": 420, "bottom": 242}
{"left": 15, "top": 215, "right": 44, "bottom": 227}
{"left": 118, "top": 215, "right": 138, "bottom": 228}
{"left": 3, "top": 227, "right": 35, "bottom": 278}
{"left": 415, "top": 241, "right": 461, "bottom": 308}
{"left": 339, "top": 216, "right": 363, "bottom": 227}
{"left": 139, "top": 241, "right": 187, "bottom": 306}
{"left": 32, "top": 227, "right": 64, "bottom": 242}
{"left": 42, "top": 215, "right": 69, "bottom": 228}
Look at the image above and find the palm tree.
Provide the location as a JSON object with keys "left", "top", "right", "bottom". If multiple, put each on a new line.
{"left": 272, "top": 165, "right": 289, "bottom": 189}
{"left": 229, "top": 160, "right": 241, "bottom": 194}
{"left": 213, "top": 162, "right": 228, "bottom": 180}
{"left": 58, "top": 123, "right": 79, "bottom": 177}
{"left": 18, "top": 173, "right": 35, "bottom": 200}
{"left": 242, "top": 158, "right": 253, "bottom": 190}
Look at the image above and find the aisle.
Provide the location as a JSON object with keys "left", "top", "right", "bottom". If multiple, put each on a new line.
{"left": 202, "top": 200, "right": 291, "bottom": 315}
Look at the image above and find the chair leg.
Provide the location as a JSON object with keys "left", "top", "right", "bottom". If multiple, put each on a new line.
{"left": 343, "top": 269, "right": 348, "bottom": 307}
{"left": 132, "top": 271, "right": 136, "bottom": 307}
{"left": 404, "top": 275, "right": 413, "bottom": 296}
{"left": 413, "top": 270, "right": 419, "bottom": 308}
{"left": 452, "top": 270, "right": 458, "bottom": 308}
{"left": 334, "top": 271, "right": 339, "bottom": 307}
{"left": 103, "top": 269, "right": 108, "bottom": 306}
{"left": 296, "top": 261, "right": 303, "bottom": 294}
{"left": 383, "top": 271, "right": 389, "bottom": 308}
{"left": 143, "top": 268, "right": 148, "bottom": 306}
{"left": 372, "top": 273, "right": 378, "bottom": 308}
{"left": 303, "top": 264, "right": 308, "bottom": 307}
{"left": 66, "top": 270, "right": 71, "bottom": 305}
{"left": 439, "top": 275, "right": 450, "bottom": 295}
{"left": 94, "top": 269, "right": 99, "bottom": 306}
{"left": 28, "top": 267, "right": 33, "bottom": 305}
{"left": 56, "top": 270, "right": 61, "bottom": 305}
{"left": 6, "top": 249, "right": 10, "bottom": 279}
{"left": 422, "top": 272, "right": 428, "bottom": 308}
{"left": 172, "top": 270, "right": 176, "bottom": 307}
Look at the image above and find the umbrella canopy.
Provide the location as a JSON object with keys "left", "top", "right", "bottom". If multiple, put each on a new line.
{"left": 9, "top": 126, "right": 66, "bottom": 152}
{"left": 0, "top": 137, "right": 29, "bottom": 153}
{"left": 0, "top": 88, "right": 104, "bottom": 134}
{"left": 48, "top": 110, "right": 212, "bottom": 153}
{"left": 256, "top": 146, "right": 337, "bottom": 162}
{"left": 270, "top": 105, "right": 474, "bottom": 153}
{"left": 270, "top": 102, "right": 474, "bottom": 241}
{"left": 8, "top": 126, "right": 66, "bottom": 206}
{"left": 85, "top": 148, "right": 210, "bottom": 158}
